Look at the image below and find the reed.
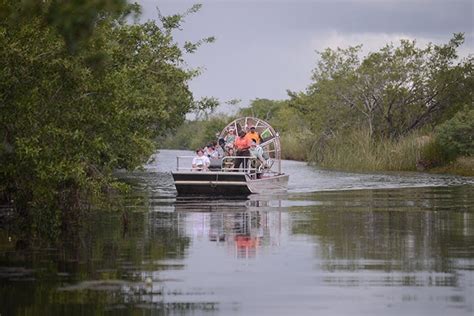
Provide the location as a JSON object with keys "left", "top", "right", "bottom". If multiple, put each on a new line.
{"left": 279, "top": 133, "right": 309, "bottom": 161}
{"left": 312, "top": 129, "right": 437, "bottom": 171}
{"left": 430, "top": 156, "right": 474, "bottom": 176}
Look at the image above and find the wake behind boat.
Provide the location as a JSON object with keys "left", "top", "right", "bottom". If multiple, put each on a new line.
{"left": 172, "top": 117, "right": 289, "bottom": 195}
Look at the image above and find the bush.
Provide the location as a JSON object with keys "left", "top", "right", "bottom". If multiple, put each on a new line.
{"left": 158, "top": 115, "right": 232, "bottom": 151}
{"left": 435, "top": 107, "right": 474, "bottom": 159}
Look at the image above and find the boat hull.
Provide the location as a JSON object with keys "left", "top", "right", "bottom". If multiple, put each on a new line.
{"left": 247, "top": 174, "right": 289, "bottom": 194}
{"left": 172, "top": 171, "right": 288, "bottom": 196}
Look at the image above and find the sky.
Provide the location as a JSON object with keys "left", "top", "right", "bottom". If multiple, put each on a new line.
{"left": 137, "top": 0, "right": 473, "bottom": 113}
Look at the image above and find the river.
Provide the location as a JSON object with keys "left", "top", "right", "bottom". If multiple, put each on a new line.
{"left": 1, "top": 149, "right": 473, "bottom": 315}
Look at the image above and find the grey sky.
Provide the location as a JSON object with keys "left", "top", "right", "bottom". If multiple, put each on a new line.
{"left": 137, "top": 0, "right": 473, "bottom": 113}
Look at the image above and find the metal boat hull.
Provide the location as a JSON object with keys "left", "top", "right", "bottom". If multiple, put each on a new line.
{"left": 246, "top": 173, "right": 289, "bottom": 194}
{"left": 172, "top": 171, "right": 289, "bottom": 196}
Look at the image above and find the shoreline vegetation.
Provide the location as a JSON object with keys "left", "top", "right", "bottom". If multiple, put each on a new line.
{"left": 0, "top": 2, "right": 217, "bottom": 239}
{"left": 160, "top": 35, "right": 473, "bottom": 177}
{"left": 160, "top": 116, "right": 473, "bottom": 177}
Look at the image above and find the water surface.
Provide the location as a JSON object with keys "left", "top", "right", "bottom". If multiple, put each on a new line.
{"left": 0, "top": 150, "right": 473, "bottom": 315}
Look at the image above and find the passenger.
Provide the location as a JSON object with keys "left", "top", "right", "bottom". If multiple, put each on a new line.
{"left": 249, "top": 141, "right": 266, "bottom": 164}
{"left": 244, "top": 126, "right": 261, "bottom": 144}
{"left": 227, "top": 147, "right": 236, "bottom": 157}
{"left": 249, "top": 141, "right": 267, "bottom": 178}
{"left": 204, "top": 143, "right": 211, "bottom": 156}
{"left": 192, "top": 148, "right": 210, "bottom": 171}
{"left": 210, "top": 140, "right": 224, "bottom": 158}
{"left": 206, "top": 143, "right": 219, "bottom": 160}
{"left": 217, "top": 138, "right": 226, "bottom": 158}
{"left": 224, "top": 127, "right": 236, "bottom": 149}
{"left": 233, "top": 130, "right": 251, "bottom": 170}
{"left": 223, "top": 147, "right": 235, "bottom": 170}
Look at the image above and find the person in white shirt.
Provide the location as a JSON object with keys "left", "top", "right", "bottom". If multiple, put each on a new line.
{"left": 205, "top": 143, "right": 219, "bottom": 160}
{"left": 249, "top": 141, "right": 266, "bottom": 165}
{"left": 192, "top": 148, "right": 210, "bottom": 171}
{"left": 249, "top": 141, "right": 269, "bottom": 178}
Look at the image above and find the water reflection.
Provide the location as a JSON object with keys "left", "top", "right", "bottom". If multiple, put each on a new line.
{"left": 0, "top": 154, "right": 473, "bottom": 315}
{"left": 181, "top": 210, "right": 283, "bottom": 260}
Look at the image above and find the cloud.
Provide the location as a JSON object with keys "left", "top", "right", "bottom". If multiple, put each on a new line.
{"left": 136, "top": 0, "right": 473, "bottom": 112}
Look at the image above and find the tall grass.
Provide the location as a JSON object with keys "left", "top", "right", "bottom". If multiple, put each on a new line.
{"left": 309, "top": 129, "right": 439, "bottom": 171}
{"left": 430, "top": 156, "right": 474, "bottom": 176}
{"left": 279, "top": 133, "right": 309, "bottom": 161}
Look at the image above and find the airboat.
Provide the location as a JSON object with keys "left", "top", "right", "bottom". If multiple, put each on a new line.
{"left": 172, "top": 117, "right": 289, "bottom": 195}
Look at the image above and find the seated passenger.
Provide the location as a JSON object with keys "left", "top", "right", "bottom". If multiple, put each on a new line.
{"left": 249, "top": 141, "right": 268, "bottom": 178}
{"left": 206, "top": 143, "right": 219, "bottom": 160}
{"left": 224, "top": 127, "right": 236, "bottom": 149}
{"left": 217, "top": 138, "right": 226, "bottom": 158}
{"left": 192, "top": 148, "right": 210, "bottom": 171}
{"left": 226, "top": 147, "right": 236, "bottom": 157}
{"left": 222, "top": 147, "right": 236, "bottom": 170}
{"left": 249, "top": 140, "right": 267, "bottom": 167}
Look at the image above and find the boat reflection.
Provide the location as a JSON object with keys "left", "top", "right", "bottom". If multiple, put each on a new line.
{"left": 175, "top": 197, "right": 285, "bottom": 259}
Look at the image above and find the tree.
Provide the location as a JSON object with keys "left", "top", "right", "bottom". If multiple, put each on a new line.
{"left": 239, "top": 98, "right": 285, "bottom": 121}
{"left": 293, "top": 34, "right": 472, "bottom": 140}
{"left": 0, "top": 1, "right": 214, "bottom": 237}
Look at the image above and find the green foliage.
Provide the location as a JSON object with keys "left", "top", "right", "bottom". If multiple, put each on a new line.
{"left": 238, "top": 99, "right": 304, "bottom": 133}
{"left": 292, "top": 34, "right": 472, "bottom": 142}
{"left": 429, "top": 156, "right": 474, "bottom": 176}
{"left": 286, "top": 34, "right": 473, "bottom": 170}
{"left": 0, "top": 0, "right": 137, "bottom": 53}
{"left": 160, "top": 98, "right": 311, "bottom": 160}
{"left": 238, "top": 98, "right": 285, "bottom": 121}
{"left": 279, "top": 132, "right": 308, "bottom": 161}
{"left": 152, "top": 35, "right": 472, "bottom": 174}
{"left": 238, "top": 99, "right": 310, "bottom": 160}
{"left": 435, "top": 106, "right": 474, "bottom": 158}
{"left": 192, "top": 97, "right": 220, "bottom": 120}
{"left": 159, "top": 115, "right": 231, "bottom": 150}
{"left": 0, "top": 1, "right": 213, "bottom": 238}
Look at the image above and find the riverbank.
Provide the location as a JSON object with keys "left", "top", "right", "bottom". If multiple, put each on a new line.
{"left": 280, "top": 132, "right": 473, "bottom": 177}
{"left": 160, "top": 135, "right": 473, "bottom": 177}
{"left": 158, "top": 110, "right": 473, "bottom": 178}
{"left": 428, "top": 156, "right": 474, "bottom": 177}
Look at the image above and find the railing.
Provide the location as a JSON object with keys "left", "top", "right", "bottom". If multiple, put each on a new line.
{"left": 175, "top": 155, "right": 278, "bottom": 176}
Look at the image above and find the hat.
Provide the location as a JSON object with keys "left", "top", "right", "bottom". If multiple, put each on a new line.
{"left": 249, "top": 126, "right": 256, "bottom": 130}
